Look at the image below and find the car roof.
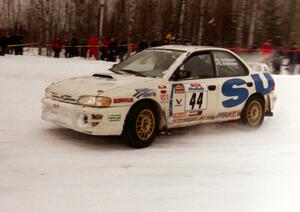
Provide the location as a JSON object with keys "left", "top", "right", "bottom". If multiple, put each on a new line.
{"left": 150, "top": 45, "right": 230, "bottom": 53}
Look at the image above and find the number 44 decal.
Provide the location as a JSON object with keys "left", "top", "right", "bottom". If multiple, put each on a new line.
{"left": 185, "top": 92, "right": 207, "bottom": 111}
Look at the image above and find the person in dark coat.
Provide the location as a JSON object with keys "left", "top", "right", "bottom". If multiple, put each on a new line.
{"left": 9, "top": 33, "right": 17, "bottom": 55}
{"left": 139, "top": 39, "right": 148, "bottom": 52}
{"left": 108, "top": 37, "right": 118, "bottom": 62}
{"left": 69, "top": 33, "right": 78, "bottom": 57}
{"left": 14, "top": 33, "right": 24, "bottom": 55}
{"left": 80, "top": 35, "right": 88, "bottom": 58}
{"left": 288, "top": 43, "right": 300, "bottom": 73}
{"left": 118, "top": 41, "right": 128, "bottom": 61}
{"left": 100, "top": 38, "right": 109, "bottom": 60}
{"left": 64, "top": 37, "right": 71, "bottom": 58}
{"left": 0, "top": 30, "right": 8, "bottom": 56}
{"left": 52, "top": 36, "right": 62, "bottom": 58}
{"left": 271, "top": 46, "right": 284, "bottom": 73}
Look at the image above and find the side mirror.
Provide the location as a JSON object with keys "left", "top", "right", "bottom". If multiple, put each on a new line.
{"left": 172, "top": 65, "right": 192, "bottom": 81}
{"left": 178, "top": 70, "right": 191, "bottom": 79}
{"left": 172, "top": 69, "right": 191, "bottom": 81}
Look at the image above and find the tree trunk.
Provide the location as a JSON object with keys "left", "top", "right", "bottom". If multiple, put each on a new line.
{"left": 178, "top": 0, "right": 186, "bottom": 38}
{"left": 197, "top": 0, "right": 205, "bottom": 45}
{"left": 248, "top": 0, "right": 258, "bottom": 47}
{"left": 235, "top": 0, "right": 247, "bottom": 47}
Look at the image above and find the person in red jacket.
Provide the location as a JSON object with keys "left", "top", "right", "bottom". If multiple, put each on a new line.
{"left": 261, "top": 40, "right": 272, "bottom": 60}
{"left": 88, "top": 35, "right": 99, "bottom": 60}
{"left": 52, "top": 36, "right": 62, "bottom": 58}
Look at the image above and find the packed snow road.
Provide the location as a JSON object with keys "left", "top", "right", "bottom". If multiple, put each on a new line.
{"left": 1, "top": 55, "right": 300, "bottom": 212}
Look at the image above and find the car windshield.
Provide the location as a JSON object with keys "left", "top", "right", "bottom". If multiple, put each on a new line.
{"left": 110, "top": 49, "right": 184, "bottom": 78}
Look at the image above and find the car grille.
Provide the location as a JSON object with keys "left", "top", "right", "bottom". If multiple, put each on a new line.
{"left": 49, "top": 92, "right": 77, "bottom": 104}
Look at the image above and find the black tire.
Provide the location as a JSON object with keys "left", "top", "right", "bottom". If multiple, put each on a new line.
{"left": 240, "top": 95, "right": 265, "bottom": 128}
{"left": 123, "top": 102, "right": 158, "bottom": 148}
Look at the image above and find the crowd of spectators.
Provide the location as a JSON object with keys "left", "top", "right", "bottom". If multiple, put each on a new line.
{"left": 1, "top": 29, "right": 299, "bottom": 74}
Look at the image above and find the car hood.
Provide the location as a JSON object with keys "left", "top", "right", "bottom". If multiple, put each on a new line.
{"left": 46, "top": 72, "right": 155, "bottom": 100}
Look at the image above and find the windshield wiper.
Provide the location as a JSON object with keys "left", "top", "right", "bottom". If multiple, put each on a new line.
{"left": 119, "top": 69, "right": 147, "bottom": 77}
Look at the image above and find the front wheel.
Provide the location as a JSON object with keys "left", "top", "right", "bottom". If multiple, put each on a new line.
{"left": 240, "top": 95, "right": 265, "bottom": 128}
{"left": 123, "top": 102, "right": 158, "bottom": 148}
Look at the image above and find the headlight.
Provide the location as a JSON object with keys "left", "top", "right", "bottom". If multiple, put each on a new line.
{"left": 78, "top": 96, "right": 111, "bottom": 107}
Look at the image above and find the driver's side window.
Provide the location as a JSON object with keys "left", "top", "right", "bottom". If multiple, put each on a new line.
{"left": 180, "top": 53, "right": 215, "bottom": 79}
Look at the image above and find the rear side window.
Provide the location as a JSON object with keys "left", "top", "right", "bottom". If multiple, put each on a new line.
{"left": 213, "top": 51, "right": 248, "bottom": 77}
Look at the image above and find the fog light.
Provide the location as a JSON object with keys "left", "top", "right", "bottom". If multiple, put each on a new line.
{"left": 92, "top": 114, "right": 103, "bottom": 120}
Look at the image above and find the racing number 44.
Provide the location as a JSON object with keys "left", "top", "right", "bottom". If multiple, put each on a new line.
{"left": 189, "top": 92, "right": 204, "bottom": 110}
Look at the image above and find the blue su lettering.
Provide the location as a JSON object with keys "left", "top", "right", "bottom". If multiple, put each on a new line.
{"left": 251, "top": 73, "right": 274, "bottom": 95}
{"left": 222, "top": 79, "right": 249, "bottom": 108}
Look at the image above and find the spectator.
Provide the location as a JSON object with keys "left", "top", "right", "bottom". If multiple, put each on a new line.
{"left": 118, "top": 41, "right": 128, "bottom": 61}
{"left": 261, "top": 40, "right": 272, "bottom": 60}
{"left": 288, "top": 43, "right": 300, "bottom": 73}
{"left": 69, "top": 33, "right": 78, "bottom": 57}
{"left": 79, "top": 35, "right": 88, "bottom": 58}
{"left": 52, "top": 35, "right": 62, "bottom": 58}
{"left": 10, "top": 33, "right": 17, "bottom": 55}
{"left": 0, "top": 30, "right": 8, "bottom": 56}
{"left": 100, "top": 38, "right": 110, "bottom": 60}
{"left": 165, "top": 30, "right": 174, "bottom": 44}
{"left": 271, "top": 46, "right": 284, "bottom": 73}
{"left": 6, "top": 32, "right": 13, "bottom": 54}
{"left": 88, "top": 35, "right": 99, "bottom": 60}
{"left": 14, "top": 32, "right": 24, "bottom": 55}
{"left": 139, "top": 39, "right": 148, "bottom": 51}
{"left": 64, "top": 38, "right": 71, "bottom": 58}
{"left": 108, "top": 37, "right": 118, "bottom": 62}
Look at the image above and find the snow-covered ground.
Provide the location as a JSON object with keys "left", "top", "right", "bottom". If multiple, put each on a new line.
{"left": 1, "top": 55, "right": 300, "bottom": 212}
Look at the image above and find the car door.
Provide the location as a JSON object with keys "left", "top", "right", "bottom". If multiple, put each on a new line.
{"left": 168, "top": 51, "right": 219, "bottom": 126}
{"left": 212, "top": 50, "right": 254, "bottom": 120}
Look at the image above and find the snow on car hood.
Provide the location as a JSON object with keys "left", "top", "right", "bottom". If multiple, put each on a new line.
{"left": 46, "top": 72, "right": 154, "bottom": 100}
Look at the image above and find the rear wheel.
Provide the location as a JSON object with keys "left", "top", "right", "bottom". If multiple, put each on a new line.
{"left": 241, "top": 95, "right": 265, "bottom": 128}
{"left": 123, "top": 102, "right": 158, "bottom": 148}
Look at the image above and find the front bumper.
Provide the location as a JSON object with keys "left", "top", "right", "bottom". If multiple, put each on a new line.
{"left": 42, "top": 98, "right": 129, "bottom": 135}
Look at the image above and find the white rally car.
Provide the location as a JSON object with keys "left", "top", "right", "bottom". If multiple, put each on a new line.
{"left": 42, "top": 46, "right": 277, "bottom": 148}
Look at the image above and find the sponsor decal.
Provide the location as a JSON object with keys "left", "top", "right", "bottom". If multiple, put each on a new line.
{"left": 160, "top": 90, "right": 167, "bottom": 94}
{"left": 216, "top": 58, "right": 239, "bottom": 66}
{"left": 222, "top": 73, "right": 274, "bottom": 108}
{"left": 158, "top": 85, "right": 167, "bottom": 89}
{"left": 160, "top": 94, "right": 168, "bottom": 101}
{"left": 170, "top": 84, "right": 184, "bottom": 118}
{"left": 175, "top": 84, "right": 185, "bottom": 94}
{"left": 133, "top": 88, "right": 156, "bottom": 98}
{"left": 175, "top": 98, "right": 183, "bottom": 107}
{"left": 108, "top": 114, "right": 121, "bottom": 122}
{"left": 113, "top": 98, "right": 134, "bottom": 103}
{"left": 173, "top": 112, "right": 187, "bottom": 119}
{"left": 217, "top": 111, "right": 240, "bottom": 118}
{"left": 188, "top": 83, "right": 205, "bottom": 92}
{"left": 158, "top": 85, "right": 167, "bottom": 95}
{"left": 188, "top": 111, "right": 203, "bottom": 117}
{"left": 173, "top": 116, "right": 199, "bottom": 123}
